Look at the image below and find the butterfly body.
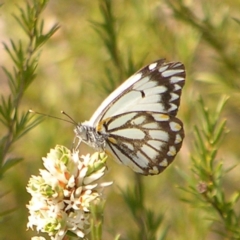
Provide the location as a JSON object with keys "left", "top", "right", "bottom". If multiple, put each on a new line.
{"left": 75, "top": 59, "right": 185, "bottom": 175}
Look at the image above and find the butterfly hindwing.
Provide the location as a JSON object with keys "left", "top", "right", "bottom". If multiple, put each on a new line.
{"left": 98, "top": 111, "right": 184, "bottom": 175}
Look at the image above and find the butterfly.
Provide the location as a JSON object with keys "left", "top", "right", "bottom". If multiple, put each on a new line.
{"left": 74, "top": 59, "right": 185, "bottom": 175}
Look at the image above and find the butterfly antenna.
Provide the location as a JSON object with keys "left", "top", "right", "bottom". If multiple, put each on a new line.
{"left": 29, "top": 109, "right": 76, "bottom": 125}
{"left": 61, "top": 111, "right": 78, "bottom": 125}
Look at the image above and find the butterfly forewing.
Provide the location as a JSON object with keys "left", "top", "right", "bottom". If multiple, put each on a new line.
{"left": 89, "top": 59, "right": 185, "bottom": 126}
{"left": 76, "top": 59, "right": 185, "bottom": 175}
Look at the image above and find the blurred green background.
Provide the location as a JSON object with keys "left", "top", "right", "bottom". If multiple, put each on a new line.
{"left": 0, "top": 0, "right": 240, "bottom": 239}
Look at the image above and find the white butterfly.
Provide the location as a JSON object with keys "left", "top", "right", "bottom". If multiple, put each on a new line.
{"left": 74, "top": 59, "right": 185, "bottom": 175}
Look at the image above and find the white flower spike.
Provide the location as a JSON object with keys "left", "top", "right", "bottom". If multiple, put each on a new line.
{"left": 27, "top": 145, "right": 112, "bottom": 240}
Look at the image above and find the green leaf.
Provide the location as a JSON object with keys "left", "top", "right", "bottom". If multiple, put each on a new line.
{"left": 0, "top": 157, "right": 23, "bottom": 177}
{"left": 232, "top": 17, "right": 240, "bottom": 25}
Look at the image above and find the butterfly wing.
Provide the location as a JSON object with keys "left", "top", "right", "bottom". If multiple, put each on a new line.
{"left": 88, "top": 59, "right": 185, "bottom": 126}
{"left": 97, "top": 111, "right": 184, "bottom": 175}
{"left": 80, "top": 59, "right": 185, "bottom": 175}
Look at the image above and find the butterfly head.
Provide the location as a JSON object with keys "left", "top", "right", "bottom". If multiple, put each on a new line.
{"left": 74, "top": 122, "right": 106, "bottom": 151}
{"left": 74, "top": 123, "right": 89, "bottom": 142}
